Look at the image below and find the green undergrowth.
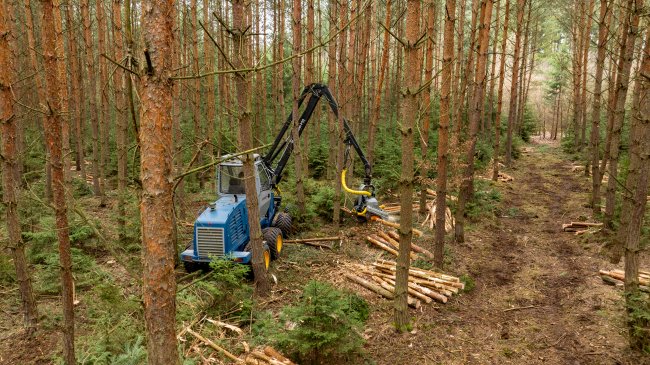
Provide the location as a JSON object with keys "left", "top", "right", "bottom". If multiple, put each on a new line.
{"left": 253, "top": 280, "right": 369, "bottom": 365}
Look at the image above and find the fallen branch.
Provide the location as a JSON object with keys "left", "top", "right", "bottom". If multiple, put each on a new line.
{"left": 186, "top": 328, "right": 243, "bottom": 363}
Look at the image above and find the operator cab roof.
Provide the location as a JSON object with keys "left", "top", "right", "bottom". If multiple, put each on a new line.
{"left": 220, "top": 153, "right": 262, "bottom": 165}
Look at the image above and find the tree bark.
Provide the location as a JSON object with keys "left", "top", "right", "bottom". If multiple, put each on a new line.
{"left": 580, "top": 0, "right": 595, "bottom": 151}
{"left": 96, "top": 0, "right": 108, "bottom": 204}
{"left": 621, "top": 26, "right": 650, "bottom": 350}
{"left": 604, "top": 0, "right": 641, "bottom": 230}
{"left": 455, "top": 0, "right": 494, "bottom": 243}
{"left": 367, "top": 0, "right": 391, "bottom": 167}
{"left": 327, "top": 0, "right": 338, "bottom": 180}
{"left": 204, "top": 0, "right": 216, "bottom": 191}
{"left": 435, "top": 0, "right": 456, "bottom": 269}
{"left": 0, "top": 2, "right": 38, "bottom": 332}
{"left": 113, "top": 0, "right": 128, "bottom": 241}
{"left": 492, "top": 0, "right": 509, "bottom": 180}
{"left": 65, "top": 3, "right": 85, "bottom": 180}
{"left": 53, "top": 1, "right": 70, "bottom": 183}
{"left": 81, "top": 0, "right": 102, "bottom": 199}
{"left": 139, "top": 0, "right": 180, "bottom": 363}
{"left": 41, "top": 1, "right": 75, "bottom": 362}
{"left": 504, "top": 0, "right": 526, "bottom": 166}
{"left": 394, "top": 0, "right": 420, "bottom": 331}
{"left": 486, "top": 0, "right": 501, "bottom": 134}
{"left": 232, "top": 0, "right": 271, "bottom": 296}
{"left": 589, "top": 0, "right": 610, "bottom": 214}
{"left": 419, "top": 1, "right": 436, "bottom": 216}
{"left": 291, "top": 0, "right": 306, "bottom": 218}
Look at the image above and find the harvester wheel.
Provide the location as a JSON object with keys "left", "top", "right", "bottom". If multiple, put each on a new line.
{"left": 272, "top": 212, "right": 293, "bottom": 237}
{"left": 244, "top": 242, "right": 271, "bottom": 271}
{"left": 263, "top": 227, "right": 283, "bottom": 260}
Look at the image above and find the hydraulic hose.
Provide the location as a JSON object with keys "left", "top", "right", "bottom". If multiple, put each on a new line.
{"left": 341, "top": 169, "right": 371, "bottom": 197}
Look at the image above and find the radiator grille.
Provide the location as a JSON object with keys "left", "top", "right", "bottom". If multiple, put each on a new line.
{"left": 196, "top": 227, "right": 225, "bottom": 257}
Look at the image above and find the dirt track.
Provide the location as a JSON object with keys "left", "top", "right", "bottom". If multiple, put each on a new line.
{"left": 364, "top": 138, "right": 647, "bottom": 365}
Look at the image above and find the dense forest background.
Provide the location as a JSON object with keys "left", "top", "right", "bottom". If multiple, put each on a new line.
{"left": 0, "top": 0, "right": 649, "bottom": 364}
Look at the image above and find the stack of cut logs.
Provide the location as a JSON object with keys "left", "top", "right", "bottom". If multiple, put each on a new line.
{"left": 244, "top": 346, "right": 296, "bottom": 365}
{"left": 345, "top": 260, "right": 462, "bottom": 308}
{"left": 599, "top": 269, "right": 650, "bottom": 293}
{"left": 562, "top": 221, "right": 603, "bottom": 235}
{"left": 424, "top": 188, "right": 458, "bottom": 202}
{"left": 421, "top": 202, "right": 454, "bottom": 232}
{"left": 496, "top": 171, "right": 514, "bottom": 182}
{"left": 366, "top": 229, "right": 432, "bottom": 260}
{"left": 479, "top": 172, "right": 514, "bottom": 182}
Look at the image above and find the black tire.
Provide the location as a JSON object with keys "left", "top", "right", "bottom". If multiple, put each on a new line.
{"left": 272, "top": 212, "right": 293, "bottom": 237}
{"left": 263, "top": 227, "right": 283, "bottom": 260}
{"left": 244, "top": 242, "right": 271, "bottom": 271}
{"left": 183, "top": 261, "right": 199, "bottom": 273}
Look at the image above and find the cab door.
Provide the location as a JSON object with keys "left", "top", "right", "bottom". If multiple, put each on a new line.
{"left": 256, "top": 163, "right": 272, "bottom": 219}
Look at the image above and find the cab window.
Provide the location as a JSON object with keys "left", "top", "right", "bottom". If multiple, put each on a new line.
{"left": 258, "top": 165, "right": 271, "bottom": 191}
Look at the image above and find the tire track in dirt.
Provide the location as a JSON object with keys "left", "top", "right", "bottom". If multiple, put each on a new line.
{"left": 366, "top": 140, "right": 643, "bottom": 365}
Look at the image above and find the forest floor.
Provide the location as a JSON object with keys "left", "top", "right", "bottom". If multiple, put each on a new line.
{"left": 1, "top": 137, "right": 648, "bottom": 364}
{"left": 353, "top": 136, "right": 647, "bottom": 365}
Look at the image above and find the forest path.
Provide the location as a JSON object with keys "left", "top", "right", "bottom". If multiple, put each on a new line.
{"left": 367, "top": 138, "right": 643, "bottom": 365}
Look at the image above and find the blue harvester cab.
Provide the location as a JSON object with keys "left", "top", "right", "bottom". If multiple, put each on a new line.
{"left": 180, "top": 195, "right": 252, "bottom": 264}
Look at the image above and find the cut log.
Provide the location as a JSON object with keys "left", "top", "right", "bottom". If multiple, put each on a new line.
{"left": 378, "top": 276, "right": 433, "bottom": 304}
{"left": 370, "top": 276, "right": 421, "bottom": 309}
{"left": 376, "top": 231, "right": 418, "bottom": 260}
{"left": 408, "top": 281, "right": 448, "bottom": 303}
{"left": 263, "top": 346, "right": 296, "bottom": 365}
{"left": 345, "top": 273, "right": 394, "bottom": 299}
{"left": 376, "top": 259, "right": 462, "bottom": 283}
{"left": 366, "top": 235, "right": 399, "bottom": 256}
{"left": 284, "top": 236, "right": 341, "bottom": 243}
{"left": 371, "top": 216, "right": 424, "bottom": 236}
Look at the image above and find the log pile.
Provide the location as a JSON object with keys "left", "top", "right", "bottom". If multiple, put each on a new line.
{"left": 365, "top": 229, "right": 434, "bottom": 259}
{"left": 244, "top": 346, "right": 297, "bottom": 365}
{"left": 497, "top": 171, "right": 514, "bottom": 182}
{"left": 599, "top": 269, "right": 650, "bottom": 293}
{"left": 345, "top": 260, "right": 463, "bottom": 308}
{"left": 425, "top": 188, "right": 458, "bottom": 202}
{"left": 562, "top": 221, "right": 603, "bottom": 235}
{"left": 421, "top": 202, "right": 454, "bottom": 232}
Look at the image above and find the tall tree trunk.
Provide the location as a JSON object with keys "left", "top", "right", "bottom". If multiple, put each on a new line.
{"left": 492, "top": 0, "right": 509, "bottom": 180}
{"left": 394, "top": 0, "right": 420, "bottom": 332}
{"left": 486, "top": 0, "right": 501, "bottom": 134}
{"left": 621, "top": 27, "right": 650, "bottom": 350}
{"left": 53, "top": 1, "right": 70, "bottom": 183}
{"left": 113, "top": 0, "right": 128, "bottom": 241}
{"left": 139, "top": 1, "right": 179, "bottom": 363}
{"left": 327, "top": 0, "right": 338, "bottom": 180}
{"left": 96, "top": 0, "right": 108, "bottom": 204}
{"left": 0, "top": 2, "right": 38, "bottom": 332}
{"left": 571, "top": 1, "right": 585, "bottom": 150}
{"left": 504, "top": 0, "right": 526, "bottom": 166}
{"left": 367, "top": 0, "right": 391, "bottom": 167}
{"left": 419, "top": 1, "right": 436, "bottom": 215}
{"left": 451, "top": 0, "right": 466, "bottom": 149}
{"left": 590, "top": 0, "right": 610, "bottom": 214}
{"left": 455, "top": 0, "right": 494, "bottom": 243}
{"left": 515, "top": 2, "right": 531, "bottom": 136}
{"left": 304, "top": 0, "right": 315, "bottom": 176}
{"left": 41, "top": 1, "right": 75, "bottom": 362}
{"left": 604, "top": 0, "right": 641, "bottom": 229}
{"left": 65, "top": 2, "right": 85, "bottom": 181}
{"left": 191, "top": 0, "right": 203, "bottom": 189}
{"left": 333, "top": 0, "right": 348, "bottom": 228}
{"left": 232, "top": 0, "right": 271, "bottom": 296}
{"left": 81, "top": 0, "right": 102, "bottom": 199}
{"left": 435, "top": 0, "right": 456, "bottom": 268}
{"left": 580, "top": 0, "right": 595, "bottom": 151}
{"left": 24, "top": 0, "right": 53, "bottom": 200}
{"left": 204, "top": 0, "right": 216, "bottom": 190}
{"left": 291, "top": 0, "right": 305, "bottom": 218}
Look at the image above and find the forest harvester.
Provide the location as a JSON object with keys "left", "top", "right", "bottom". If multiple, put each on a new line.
{"left": 180, "top": 84, "right": 389, "bottom": 271}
